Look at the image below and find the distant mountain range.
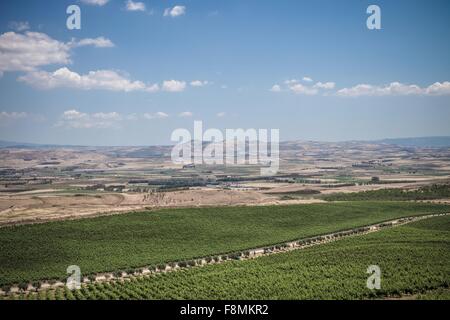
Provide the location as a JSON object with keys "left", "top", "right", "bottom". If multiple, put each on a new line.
{"left": 0, "top": 140, "right": 85, "bottom": 149}
{"left": 376, "top": 136, "right": 450, "bottom": 148}
{"left": 1, "top": 136, "right": 450, "bottom": 149}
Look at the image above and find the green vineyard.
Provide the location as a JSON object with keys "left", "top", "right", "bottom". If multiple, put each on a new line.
{"left": 1, "top": 201, "right": 449, "bottom": 286}
{"left": 5, "top": 215, "right": 450, "bottom": 300}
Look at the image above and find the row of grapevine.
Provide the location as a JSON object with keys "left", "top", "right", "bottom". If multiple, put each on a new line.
{"left": 5, "top": 215, "right": 449, "bottom": 300}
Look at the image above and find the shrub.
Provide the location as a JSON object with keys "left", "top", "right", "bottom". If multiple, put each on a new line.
{"left": 1, "top": 285, "right": 11, "bottom": 293}
{"left": 18, "top": 282, "right": 29, "bottom": 291}
{"left": 187, "top": 260, "right": 196, "bottom": 267}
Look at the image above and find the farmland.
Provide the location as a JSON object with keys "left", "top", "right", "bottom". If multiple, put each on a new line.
{"left": 9, "top": 214, "right": 450, "bottom": 300}
{"left": 322, "top": 184, "right": 450, "bottom": 202}
{"left": 1, "top": 201, "right": 449, "bottom": 287}
{"left": 0, "top": 139, "right": 449, "bottom": 300}
{"left": 1, "top": 140, "right": 450, "bottom": 226}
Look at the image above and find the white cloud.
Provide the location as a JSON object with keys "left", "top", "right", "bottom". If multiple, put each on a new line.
{"left": 126, "top": 113, "right": 139, "bottom": 121}
{"left": 162, "top": 80, "right": 186, "bottom": 92}
{"left": 288, "top": 83, "right": 318, "bottom": 95}
{"left": 144, "top": 112, "right": 169, "bottom": 120}
{"left": 0, "top": 111, "right": 45, "bottom": 125}
{"left": 146, "top": 83, "right": 160, "bottom": 93}
{"left": 0, "top": 31, "right": 114, "bottom": 74}
{"left": 216, "top": 112, "right": 226, "bottom": 117}
{"left": 337, "top": 81, "right": 450, "bottom": 97}
{"left": 0, "top": 111, "right": 28, "bottom": 120}
{"left": 278, "top": 79, "right": 335, "bottom": 95}
{"left": 270, "top": 84, "right": 281, "bottom": 92}
{"left": 178, "top": 111, "right": 193, "bottom": 117}
{"left": 18, "top": 67, "right": 150, "bottom": 92}
{"left": 284, "top": 79, "right": 299, "bottom": 85}
{"left": 0, "top": 32, "right": 71, "bottom": 73}
{"left": 425, "top": 82, "right": 450, "bottom": 95}
{"left": 92, "top": 112, "right": 122, "bottom": 120}
{"left": 8, "top": 21, "right": 30, "bottom": 32}
{"left": 69, "top": 37, "right": 115, "bottom": 48}
{"left": 125, "top": 0, "right": 146, "bottom": 11}
{"left": 164, "top": 6, "right": 186, "bottom": 17}
{"left": 190, "top": 80, "right": 209, "bottom": 87}
{"left": 81, "top": 0, "right": 110, "bottom": 6}
{"left": 57, "top": 109, "right": 123, "bottom": 129}
{"left": 313, "top": 82, "right": 335, "bottom": 89}
{"left": 18, "top": 67, "right": 191, "bottom": 94}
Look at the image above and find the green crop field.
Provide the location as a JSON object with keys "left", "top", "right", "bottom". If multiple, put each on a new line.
{"left": 0, "top": 201, "right": 449, "bottom": 287}
{"left": 322, "top": 184, "right": 450, "bottom": 201}
{"left": 15, "top": 214, "right": 449, "bottom": 300}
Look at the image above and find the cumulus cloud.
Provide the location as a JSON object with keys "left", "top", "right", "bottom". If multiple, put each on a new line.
{"left": 18, "top": 67, "right": 152, "bottom": 92}
{"left": 0, "top": 111, "right": 45, "bottom": 125}
{"left": 126, "top": 113, "right": 139, "bottom": 121}
{"left": 313, "top": 82, "right": 336, "bottom": 89}
{"left": 56, "top": 109, "right": 123, "bottom": 129}
{"left": 289, "top": 83, "right": 318, "bottom": 95}
{"left": 56, "top": 110, "right": 180, "bottom": 128}
{"left": 190, "top": 80, "right": 209, "bottom": 87}
{"left": 424, "top": 82, "right": 450, "bottom": 95}
{"left": 336, "top": 81, "right": 450, "bottom": 97}
{"left": 8, "top": 21, "right": 30, "bottom": 32}
{"left": 272, "top": 79, "right": 336, "bottom": 95}
{"left": 178, "top": 111, "right": 193, "bottom": 117}
{"left": 270, "top": 84, "right": 281, "bottom": 92}
{"left": 146, "top": 83, "right": 160, "bottom": 93}
{"left": 162, "top": 80, "right": 186, "bottom": 92}
{"left": 0, "top": 111, "right": 28, "bottom": 120}
{"left": 0, "top": 31, "right": 114, "bottom": 74}
{"left": 81, "top": 0, "right": 110, "bottom": 6}
{"left": 125, "top": 0, "right": 146, "bottom": 11}
{"left": 18, "top": 67, "right": 189, "bottom": 94}
{"left": 0, "top": 32, "right": 71, "bottom": 73}
{"left": 68, "top": 37, "right": 115, "bottom": 48}
{"left": 164, "top": 6, "right": 186, "bottom": 17}
{"left": 284, "top": 79, "right": 299, "bottom": 85}
{"left": 144, "top": 112, "right": 169, "bottom": 120}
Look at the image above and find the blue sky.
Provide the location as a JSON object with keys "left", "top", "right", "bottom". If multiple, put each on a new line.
{"left": 0, "top": 0, "right": 450, "bottom": 146}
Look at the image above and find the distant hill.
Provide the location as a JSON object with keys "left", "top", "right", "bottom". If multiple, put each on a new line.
{"left": 0, "top": 140, "right": 41, "bottom": 148}
{"left": 377, "top": 136, "right": 450, "bottom": 148}
{"left": 0, "top": 140, "right": 84, "bottom": 149}
{"left": 1, "top": 136, "right": 450, "bottom": 149}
